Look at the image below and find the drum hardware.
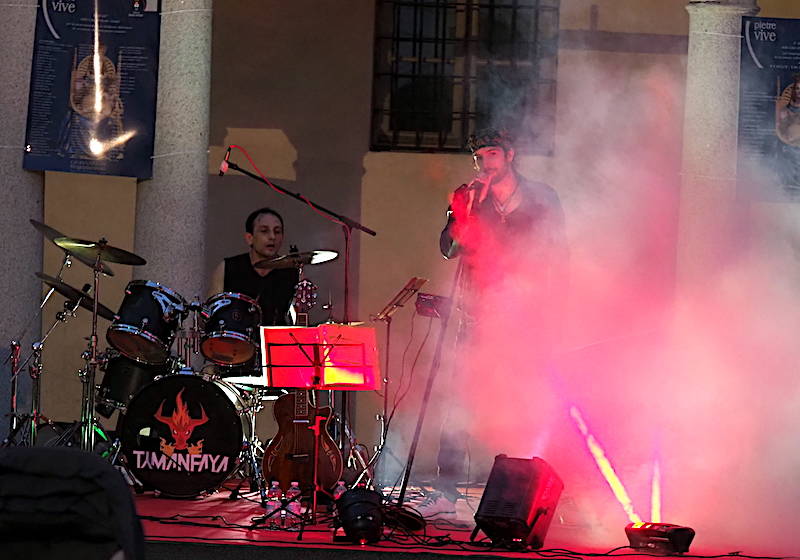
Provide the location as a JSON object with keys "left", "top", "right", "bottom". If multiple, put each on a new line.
{"left": 3, "top": 295, "right": 85, "bottom": 447}
{"left": 175, "top": 298, "right": 203, "bottom": 369}
{"left": 4, "top": 236, "right": 88, "bottom": 431}
{"left": 227, "top": 388, "right": 269, "bottom": 506}
{"left": 62, "top": 236, "right": 147, "bottom": 453}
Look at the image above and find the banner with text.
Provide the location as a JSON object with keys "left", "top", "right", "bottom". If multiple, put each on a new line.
{"left": 739, "top": 16, "right": 800, "bottom": 201}
{"left": 23, "top": 0, "right": 160, "bottom": 178}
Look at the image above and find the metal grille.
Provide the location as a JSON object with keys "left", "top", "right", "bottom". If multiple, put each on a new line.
{"left": 371, "top": 0, "right": 559, "bottom": 153}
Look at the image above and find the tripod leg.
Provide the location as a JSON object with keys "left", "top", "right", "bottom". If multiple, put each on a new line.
{"left": 1, "top": 414, "right": 29, "bottom": 447}
{"left": 245, "top": 440, "right": 268, "bottom": 507}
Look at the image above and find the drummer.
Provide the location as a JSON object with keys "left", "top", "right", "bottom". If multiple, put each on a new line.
{"left": 208, "top": 207, "right": 298, "bottom": 326}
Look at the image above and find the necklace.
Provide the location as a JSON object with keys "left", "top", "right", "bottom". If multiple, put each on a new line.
{"left": 491, "top": 185, "right": 519, "bottom": 222}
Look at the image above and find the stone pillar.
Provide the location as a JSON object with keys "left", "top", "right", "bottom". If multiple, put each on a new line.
{"left": 0, "top": 0, "right": 43, "bottom": 419}
{"left": 677, "top": 0, "right": 760, "bottom": 292}
{"left": 134, "top": 0, "right": 212, "bottom": 301}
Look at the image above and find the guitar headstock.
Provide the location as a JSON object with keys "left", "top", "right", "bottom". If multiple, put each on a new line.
{"left": 293, "top": 278, "right": 318, "bottom": 319}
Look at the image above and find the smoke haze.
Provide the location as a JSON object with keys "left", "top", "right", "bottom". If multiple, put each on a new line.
{"left": 382, "top": 46, "right": 800, "bottom": 554}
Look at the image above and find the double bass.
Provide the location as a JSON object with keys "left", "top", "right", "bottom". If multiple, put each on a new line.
{"left": 261, "top": 278, "right": 343, "bottom": 494}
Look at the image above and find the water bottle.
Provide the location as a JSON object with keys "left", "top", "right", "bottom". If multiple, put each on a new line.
{"left": 264, "top": 481, "right": 282, "bottom": 528}
{"left": 331, "top": 480, "right": 348, "bottom": 517}
{"left": 284, "top": 481, "right": 303, "bottom": 528}
{"left": 333, "top": 480, "right": 348, "bottom": 501}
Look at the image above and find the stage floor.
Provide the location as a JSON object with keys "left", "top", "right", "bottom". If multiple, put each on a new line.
{"left": 137, "top": 482, "right": 653, "bottom": 559}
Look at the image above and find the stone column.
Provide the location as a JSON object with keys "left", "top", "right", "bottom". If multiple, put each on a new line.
{"left": 134, "top": 0, "right": 212, "bottom": 301}
{"left": 0, "top": 0, "right": 43, "bottom": 419}
{"left": 676, "top": 0, "right": 760, "bottom": 291}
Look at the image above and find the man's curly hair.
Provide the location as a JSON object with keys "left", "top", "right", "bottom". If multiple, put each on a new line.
{"left": 466, "top": 128, "right": 514, "bottom": 154}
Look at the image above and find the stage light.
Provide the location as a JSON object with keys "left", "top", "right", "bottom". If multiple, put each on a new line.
{"left": 472, "top": 455, "right": 563, "bottom": 549}
{"left": 335, "top": 488, "right": 384, "bottom": 544}
{"left": 625, "top": 522, "right": 695, "bottom": 554}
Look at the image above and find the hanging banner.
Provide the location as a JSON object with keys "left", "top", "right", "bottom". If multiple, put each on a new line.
{"left": 23, "top": 0, "right": 160, "bottom": 179}
{"left": 739, "top": 16, "right": 800, "bottom": 201}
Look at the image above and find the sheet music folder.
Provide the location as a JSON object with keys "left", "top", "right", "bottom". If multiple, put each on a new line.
{"left": 256, "top": 324, "right": 380, "bottom": 390}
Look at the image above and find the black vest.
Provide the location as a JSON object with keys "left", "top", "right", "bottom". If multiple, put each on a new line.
{"left": 223, "top": 253, "right": 298, "bottom": 326}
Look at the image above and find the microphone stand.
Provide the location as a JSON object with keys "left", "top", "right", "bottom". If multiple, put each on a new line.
{"left": 396, "top": 260, "right": 464, "bottom": 506}
{"left": 396, "top": 184, "right": 480, "bottom": 506}
{"left": 224, "top": 160, "right": 376, "bottom": 324}
{"left": 223, "top": 158, "right": 377, "bottom": 452}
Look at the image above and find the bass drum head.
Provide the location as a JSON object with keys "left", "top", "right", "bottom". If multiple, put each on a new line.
{"left": 119, "top": 375, "right": 244, "bottom": 497}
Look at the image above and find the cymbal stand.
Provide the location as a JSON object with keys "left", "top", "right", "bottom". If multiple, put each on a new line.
{"left": 5, "top": 252, "right": 73, "bottom": 433}
{"left": 7, "top": 342, "right": 21, "bottom": 434}
{"left": 79, "top": 245, "right": 105, "bottom": 452}
{"left": 3, "top": 297, "right": 83, "bottom": 447}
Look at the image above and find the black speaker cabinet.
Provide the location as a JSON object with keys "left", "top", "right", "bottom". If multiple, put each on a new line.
{"left": 473, "top": 455, "right": 564, "bottom": 549}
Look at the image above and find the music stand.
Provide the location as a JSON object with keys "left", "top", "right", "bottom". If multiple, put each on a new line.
{"left": 370, "top": 277, "right": 427, "bottom": 479}
{"left": 259, "top": 325, "right": 380, "bottom": 521}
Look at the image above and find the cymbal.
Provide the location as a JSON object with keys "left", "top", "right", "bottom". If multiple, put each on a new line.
{"left": 54, "top": 237, "right": 146, "bottom": 266}
{"left": 30, "top": 220, "right": 114, "bottom": 277}
{"left": 35, "top": 272, "right": 116, "bottom": 321}
{"left": 253, "top": 250, "right": 338, "bottom": 270}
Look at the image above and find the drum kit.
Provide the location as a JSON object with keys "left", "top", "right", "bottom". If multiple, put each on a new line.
{"left": 3, "top": 219, "right": 339, "bottom": 501}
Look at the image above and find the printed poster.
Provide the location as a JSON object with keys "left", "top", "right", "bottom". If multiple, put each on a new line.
{"left": 739, "top": 16, "right": 800, "bottom": 200}
{"left": 23, "top": 0, "right": 160, "bottom": 178}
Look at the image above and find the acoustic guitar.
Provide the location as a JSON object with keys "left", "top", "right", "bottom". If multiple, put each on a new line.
{"left": 261, "top": 278, "right": 343, "bottom": 494}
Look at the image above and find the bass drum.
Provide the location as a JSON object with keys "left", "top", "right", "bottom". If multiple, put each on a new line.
{"left": 119, "top": 375, "right": 248, "bottom": 497}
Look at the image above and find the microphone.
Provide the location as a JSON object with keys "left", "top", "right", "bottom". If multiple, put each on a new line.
{"left": 218, "top": 146, "right": 231, "bottom": 176}
{"left": 466, "top": 170, "right": 492, "bottom": 190}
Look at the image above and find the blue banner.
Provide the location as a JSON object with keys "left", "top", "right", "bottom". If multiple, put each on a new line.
{"left": 739, "top": 17, "right": 800, "bottom": 200}
{"left": 24, "top": 0, "right": 160, "bottom": 179}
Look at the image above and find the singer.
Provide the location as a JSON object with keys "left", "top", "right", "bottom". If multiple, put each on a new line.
{"left": 419, "top": 129, "right": 569, "bottom": 518}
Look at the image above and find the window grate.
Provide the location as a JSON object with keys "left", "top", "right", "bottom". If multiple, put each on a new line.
{"left": 371, "top": 0, "right": 559, "bottom": 153}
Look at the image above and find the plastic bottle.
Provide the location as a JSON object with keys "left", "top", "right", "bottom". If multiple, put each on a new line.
{"left": 284, "top": 481, "right": 303, "bottom": 528}
{"left": 333, "top": 480, "right": 348, "bottom": 501}
{"left": 331, "top": 480, "right": 348, "bottom": 518}
{"left": 264, "top": 481, "right": 283, "bottom": 528}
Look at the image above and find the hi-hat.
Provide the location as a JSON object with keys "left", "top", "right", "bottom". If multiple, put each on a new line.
{"left": 254, "top": 250, "right": 338, "bottom": 270}
{"left": 30, "top": 219, "right": 115, "bottom": 276}
{"left": 35, "top": 272, "right": 115, "bottom": 321}
{"left": 54, "top": 237, "right": 146, "bottom": 266}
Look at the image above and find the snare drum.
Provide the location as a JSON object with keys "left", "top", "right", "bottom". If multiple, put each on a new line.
{"left": 119, "top": 374, "right": 248, "bottom": 497}
{"left": 107, "top": 280, "right": 187, "bottom": 365}
{"left": 201, "top": 292, "right": 261, "bottom": 366}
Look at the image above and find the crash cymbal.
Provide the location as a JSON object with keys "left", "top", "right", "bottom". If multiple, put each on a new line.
{"left": 30, "top": 219, "right": 114, "bottom": 276}
{"left": 35, "top": 272, "right": 115, "bottom": 321}
{"left": 253, "top": 250, "right": 338, "bottom": 270}
{"left": 54, "top": 237, "right": 146, "bottom": 266}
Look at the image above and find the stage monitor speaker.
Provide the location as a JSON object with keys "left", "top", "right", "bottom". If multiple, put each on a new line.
{"left": 473, "top": 455, "right": 563, "bottom": 549}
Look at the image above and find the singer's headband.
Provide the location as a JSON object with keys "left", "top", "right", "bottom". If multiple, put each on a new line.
{"left": 466, "top": 128, "right": 514, "bottom": 154}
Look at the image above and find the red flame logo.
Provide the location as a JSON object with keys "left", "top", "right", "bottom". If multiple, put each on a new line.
{"left": 153, "top": 388, "right": 208, "bottom": 452}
